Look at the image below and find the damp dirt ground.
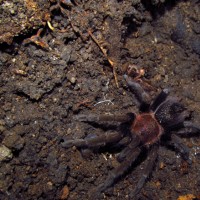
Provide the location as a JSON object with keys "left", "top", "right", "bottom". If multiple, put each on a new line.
{"left": 0, "top": 0, "right": 200, "bottom": 200}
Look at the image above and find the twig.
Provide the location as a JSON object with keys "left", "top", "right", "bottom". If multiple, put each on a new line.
{"left": 88, "top": 29, "right": 119, "bottom": 88}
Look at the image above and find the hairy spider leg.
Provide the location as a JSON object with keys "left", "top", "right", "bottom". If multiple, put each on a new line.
{"left": 110, "top": 136, "right": 132, "bottom": 150}
{"left": 184, "top": 121, "right": 200, "bottom": 130}
{"left": 90, "top": 143, "right": 141, "bottom": 199}
{"left": 124, "top": 74, "right": 151, "bottom": 105}
{"left": 177, "top": 128, "right": 200, "bottom": 135}
{"left": 130, "top": 144, "right": 159, "bottom": 198}
{"left": 117, "top": 135, "right": 140, "bottom": 162}
{"left": 61, "top": 131, "right": 122, "bottom": 148}
{"left": 75, "top": 113, "right": 135, "bottom": 123}
{"left": 150, "top": 89, "right": 170, "bottom": 112}
{"left": 167, "top": 134, "right": 190, "bottom": 162}
{"left": 61, "top": 113, "right": 136, "bottom": 148}
{"left": 176, "top": 121, "right": 200, "bottom": 135}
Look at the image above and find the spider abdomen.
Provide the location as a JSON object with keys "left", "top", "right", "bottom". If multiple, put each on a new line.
{"left": 131, "top": 113, "right": 163, "bottom": 146}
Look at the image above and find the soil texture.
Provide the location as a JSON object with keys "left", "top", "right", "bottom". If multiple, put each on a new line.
{"left": 0, "top": 0, "right": 200, "bottom": 200}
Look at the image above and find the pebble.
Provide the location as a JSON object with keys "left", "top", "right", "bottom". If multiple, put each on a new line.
{"left": 3, "top": 131, "right": 25, "bottom": 151}
{"left": 60, "top": 185, "right": 69, "bottom": 200}
{"left": 0, "top": 145, "right": 13, "bottom": 162}
{"left": 69, "top": 77, "right": 76, "bottom": 84}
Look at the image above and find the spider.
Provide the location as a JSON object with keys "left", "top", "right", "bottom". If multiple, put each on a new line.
{"left": 61, "top": 73, "right": 200, "bottom": 199}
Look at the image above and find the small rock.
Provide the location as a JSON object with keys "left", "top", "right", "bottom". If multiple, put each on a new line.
{"left": 60, "top": 185, "right": 69, "bottom": 200}
{"left": 67, "top": 72, "right": 76, "bottom": 84}
{"left": 3, "top": 131, "right": 25, "bottom": 151}
{"left": 60, "top": 45, "right": 72, "bottom": 62}
{"left": 69, "top": 77, "right": 76, "bottom": 84}
{"left": 0, "top": 145, "right": 13, "bottom": 162}
{"left": 46, "top": 181, "right": 53, "bottom": 191}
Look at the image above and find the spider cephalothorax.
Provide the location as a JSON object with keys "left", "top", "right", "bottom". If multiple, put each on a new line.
{"left": 61, "top": 74, "right": 199, "bottom": 199}
{"left": 131, "top": 113, "right": 163, "bottom": 146}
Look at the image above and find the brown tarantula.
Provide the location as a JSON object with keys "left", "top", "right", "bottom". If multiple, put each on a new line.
{"left": 61, "top": 74, "right": 200, "bottom": 199}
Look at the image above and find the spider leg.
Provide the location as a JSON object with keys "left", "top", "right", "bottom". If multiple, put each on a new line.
{"left": 168, "top": 134, "right": 191, "bottom": 162}
{"left": 176, "top": 121, "right": 200, "bottom": 135}
{"left": 150, "top": 89, "right": 170, "bottom": 111}
{"left": 108, "top": 136, "right": 132, "bottom": 152}
{"left": 61, "top": 131, "right": 122, "bottom": 149}
{"left": 130, "top": 144, "right": 159, "bottom": 198}
{"left": 124, "top": 74, "right": 151, "bottom": 105}
{"left": 184, "top": 121, "right": 200, "bottom": 130}
{"left": 117, "top": 135, "right": 140, "bottom": 162}
{"left": 90, "top": 143, "right": 141, "bottom": 199}
{"left": 75, "top": 113, "right": 135, "bottom": 123}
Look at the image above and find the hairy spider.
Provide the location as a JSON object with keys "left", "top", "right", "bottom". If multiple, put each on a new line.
{"left": 61, "top": 74, "right": 200, "bottom": 199}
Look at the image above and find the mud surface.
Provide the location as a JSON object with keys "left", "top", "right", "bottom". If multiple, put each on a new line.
{"left": 0, "top": 0, "right": 200, "bottom": 199}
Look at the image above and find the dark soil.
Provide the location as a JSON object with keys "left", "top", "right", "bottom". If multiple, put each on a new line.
{"left": 0, "top": 0, "right": 200, "bottom": 200}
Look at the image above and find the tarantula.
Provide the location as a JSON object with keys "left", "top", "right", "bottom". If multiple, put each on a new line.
{"left": 61, "top": 74, "right": 200, "bottom": 199}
